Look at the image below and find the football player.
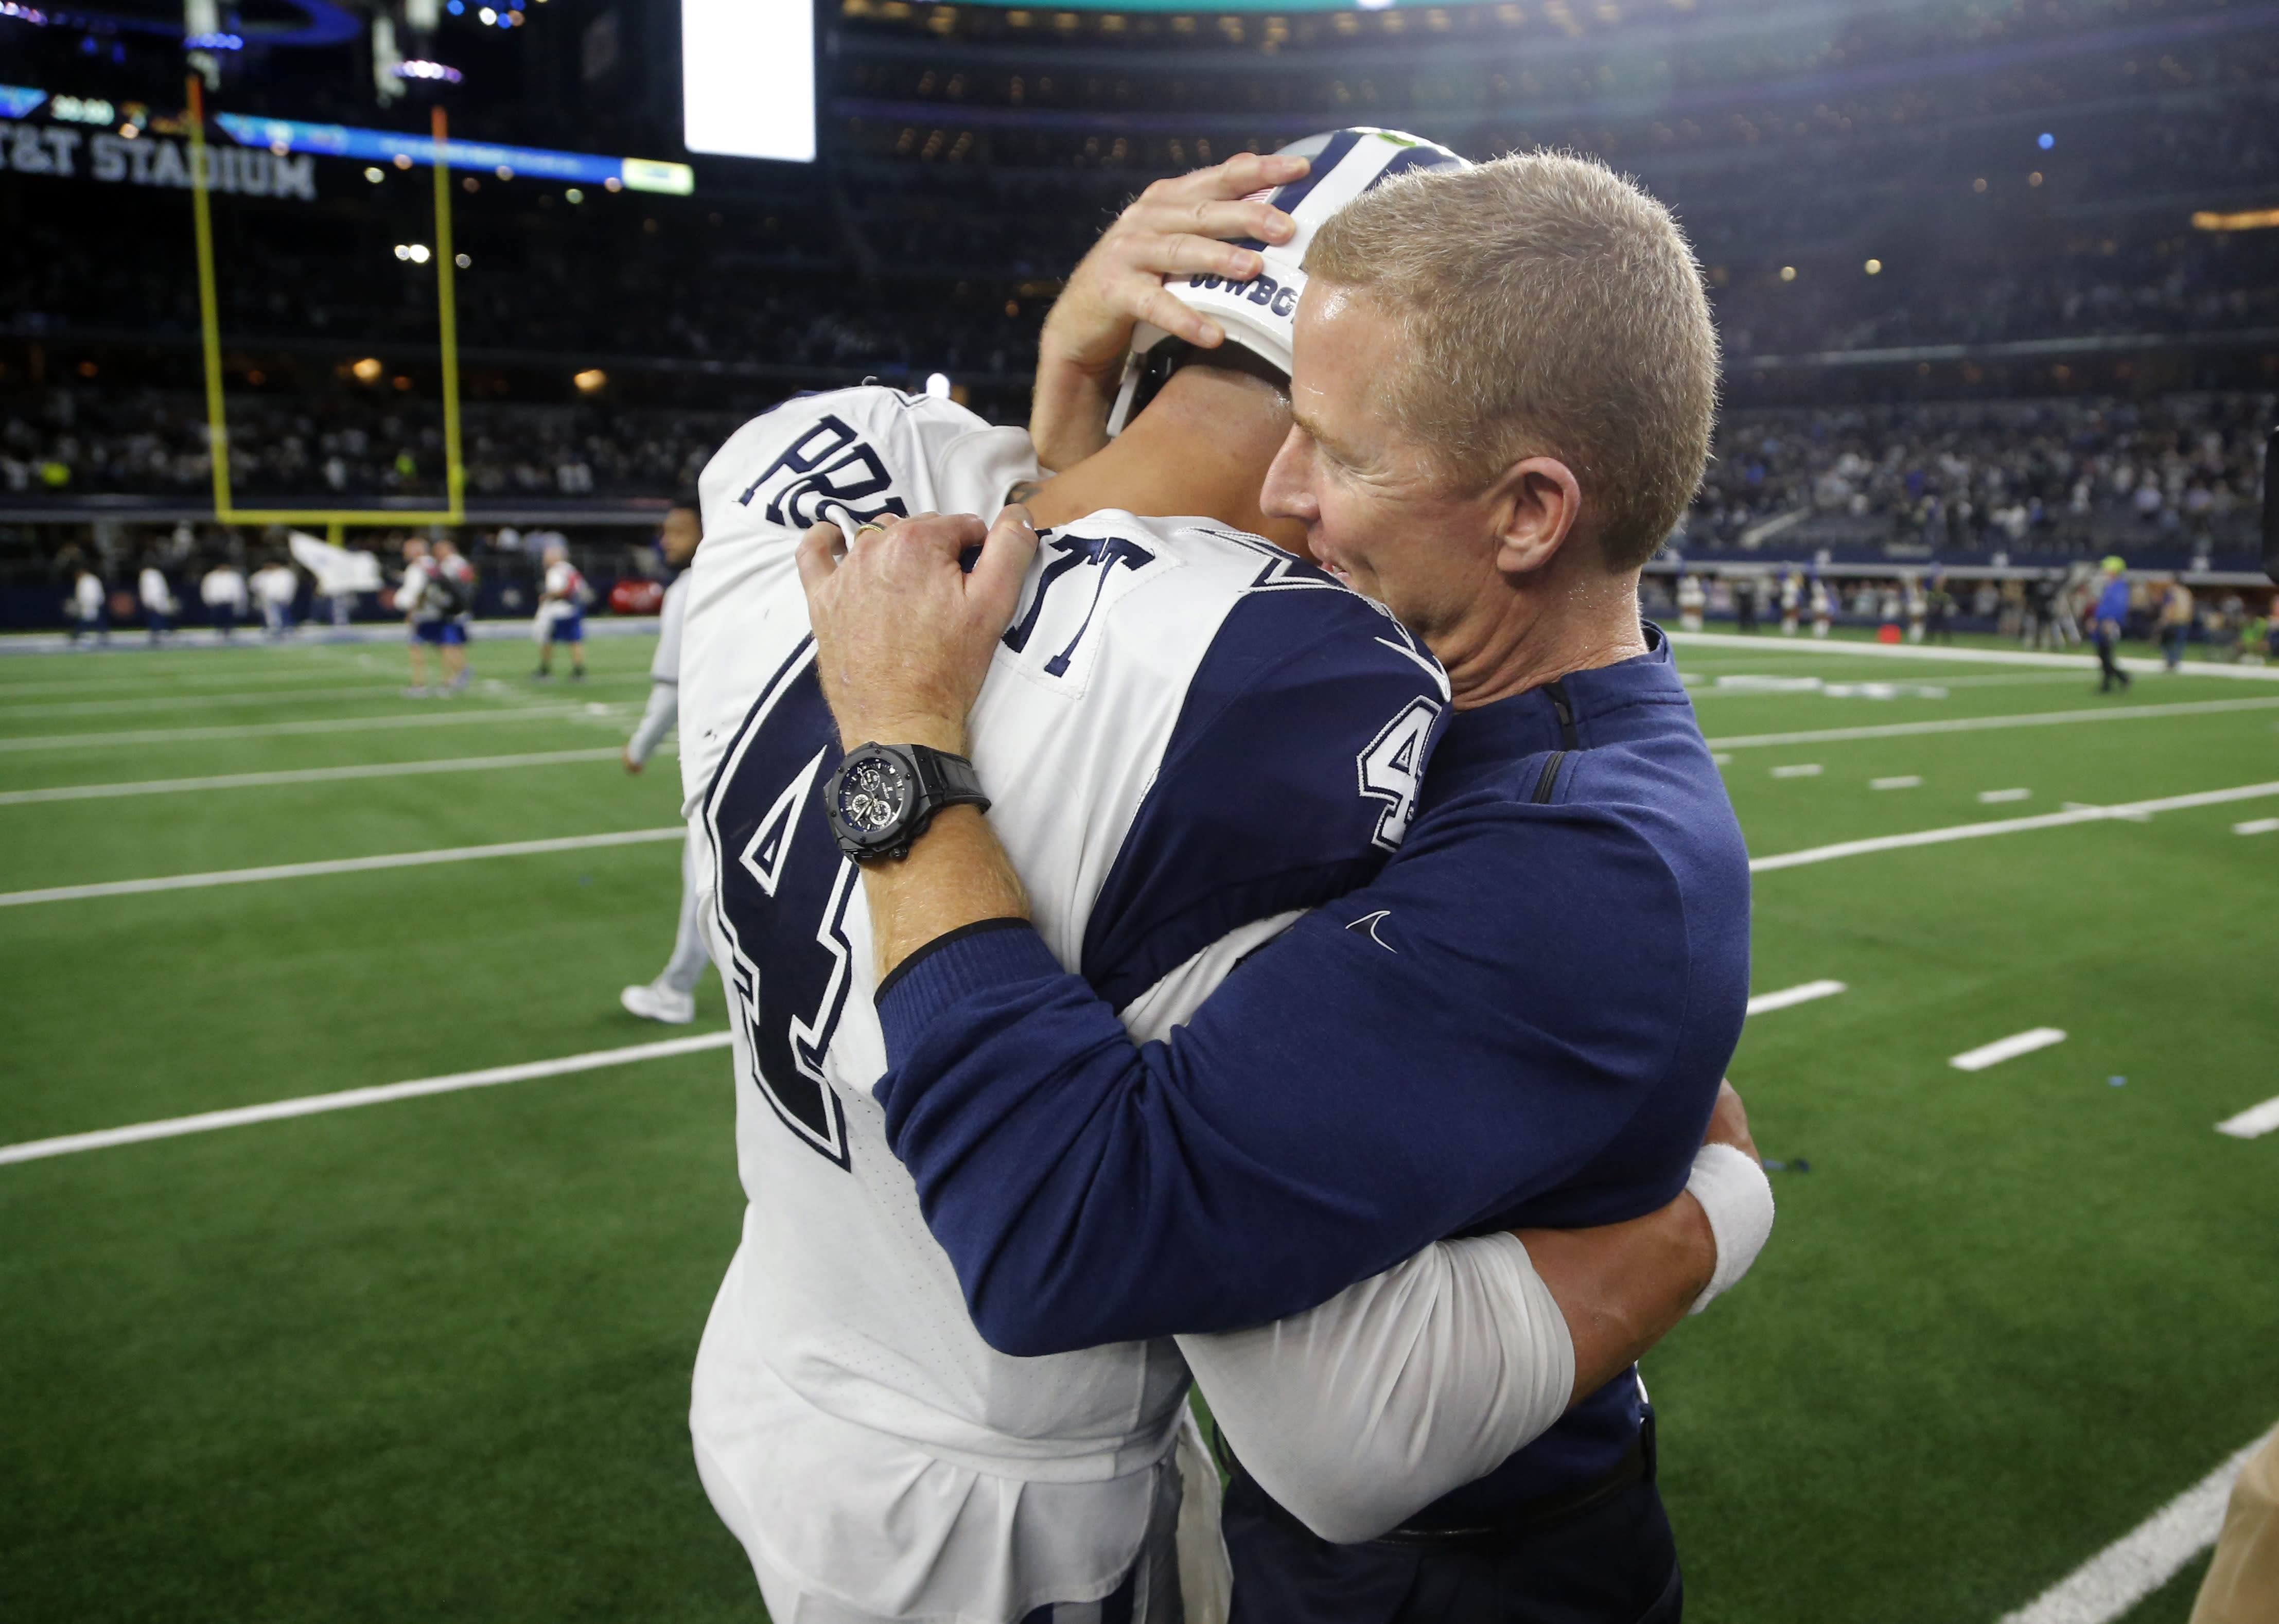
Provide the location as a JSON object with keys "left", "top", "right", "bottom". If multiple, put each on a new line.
{"left": 620, "top": 497, "right": 710, "bottom": 1025}
{"left": 679, "top": 131, "right": 1770, "bottom": 1624}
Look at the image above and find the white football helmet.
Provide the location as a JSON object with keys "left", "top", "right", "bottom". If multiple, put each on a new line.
{"left": 1107, "top": 126, "right": 1470, "bottom": 435}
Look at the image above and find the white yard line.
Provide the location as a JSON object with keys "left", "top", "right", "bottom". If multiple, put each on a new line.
{"left": 0, "top": 665, "right": 352, "bottom": 697}
{"left": 1950, "top": 1028, "right": 2067, "bottom": 1070}
{"left": 0, "top": 1031, "right": 734, "bottom": 1167}
{"left": 1745, "top": 979, "right": 1847, "bottom": 1015}
{"left": 0, "top": 707, "right": 593, "bottom": 753}
{"left": 1749, "top": 781, "right": 2279, "bottom": 873}
{"left": 1706, "top": 695, "right": 2279, "bottom": 750}
{"left": 2216, "top": 1095, "right": 2279, "bottom": 1140}
{"left": 1994, "top": 1425, "right": 2277, "bottom": 1624}
{"left": 2235, "top": 818, "right": 2279, "bottom": 836}
{"left": 0, "top": 827, "right": 683, "bottom": 907}
{"left": 0, "top": 683, "right": 409, "bottom": 718}
{"left": 0, "top": 746, "right": 655, "bottom": 806}
{"left": 1669, "top": 631, "right": 2279, "bottom": 681}
{"left": 0, "top": 673, "right": 648, "bottom": 719}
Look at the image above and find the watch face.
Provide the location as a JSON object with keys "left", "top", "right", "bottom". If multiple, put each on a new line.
{"left": 836, "top": 752, "right": 913, "bottom": 838}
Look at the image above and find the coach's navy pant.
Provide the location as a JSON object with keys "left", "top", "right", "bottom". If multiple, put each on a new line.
{"left": 1224, "top": 1470, "right": 1682, "bottom": 1624}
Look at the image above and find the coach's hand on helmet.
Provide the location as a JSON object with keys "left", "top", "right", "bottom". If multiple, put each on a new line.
{"left": 1031, "top": 151, "right": 1309, "bottom": 470}
{"left": 797, "top": 508, "right": 1041, "bottom": 756}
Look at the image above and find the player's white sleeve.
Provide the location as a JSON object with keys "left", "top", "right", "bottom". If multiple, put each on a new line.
{"left": 625, "top": 679, "right": 678, "bottom": 766}
{"left": 1185, "top": 1141, "right": 1775, "bottom": 1544}
{"left": 1178, "top": 1231, "right": 1574, "bottom": 1546}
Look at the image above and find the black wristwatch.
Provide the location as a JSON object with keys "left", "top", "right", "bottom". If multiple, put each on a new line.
{"left": 823, "top": 743, "right": 991, "bottom": 863}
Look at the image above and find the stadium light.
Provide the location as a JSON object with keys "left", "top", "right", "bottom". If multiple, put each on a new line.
{"left": 352, "top": 357, "right": 384, "bottom": 381}
{"left": 394, "top": 243, "right": 433, "bottom": 263}
{"left": 1864, "top": 258, "right": 1882, "bottom": 274}
{"left": 574, "top": 368, "right": 607, "bottom": 393}
{"left": 683, "top": 0, "right": 815, "bottom": 164}
{"left": 925, "top": 373, "right": 952, "bottom": 399}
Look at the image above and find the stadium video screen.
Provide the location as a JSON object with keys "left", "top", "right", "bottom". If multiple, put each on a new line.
{"left": 682, "top": 0, "right": 817, "bottom": 165}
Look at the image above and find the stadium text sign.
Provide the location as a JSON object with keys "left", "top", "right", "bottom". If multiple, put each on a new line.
{"left": 0, "top": 122, "right": 316, "bottom": 198}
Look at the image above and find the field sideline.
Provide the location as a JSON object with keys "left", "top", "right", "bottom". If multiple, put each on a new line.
{"left": 2, "top": 625, "right": 2273, "bottom": 1624}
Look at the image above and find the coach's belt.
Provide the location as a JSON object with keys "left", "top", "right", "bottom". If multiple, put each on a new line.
{"left": 1222, "top": 1407, "right": 1656, "bottom": 1554}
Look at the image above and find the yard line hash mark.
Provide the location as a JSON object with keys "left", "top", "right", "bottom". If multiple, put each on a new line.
{"left": 2235, "top": 818, "right": 2279, "bottom": 836}
{"left": 1995, "top": 1425, "right": 2278, "bottom": 1624}
{"left": 0, "top": 827, "right": 685, "bottom": 907}
{"left": 1745, "top": 980, "right": 1847, "bottom": 1016}
{"left": 1979, "top": 788, "right": 2033, "bottom": 803}
{"left": 0, "top": 746, "right": 653, "bottom": 806}
{"left": 1872, "top": 775, "right": 1923, "bottom": 790}
{"left": 0, "top": 1032, "right": 735, "bottom": 1167}
{"left": 2216, "top": 1095, "right": 2279, "bottom": 1140}
{"left": 1771, "top": 763, "right": 1824, "bottom": 778}
{"left": 1749, "top": 781, "right": 2279, "bottom": 873}
{"left": 1707, "top": 696, "right": 2279, "bottom": 751}
{"left": 1950, "top": 1028, "right": 2067, "bottom": 1071}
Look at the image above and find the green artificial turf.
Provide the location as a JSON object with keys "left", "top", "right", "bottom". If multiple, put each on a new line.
{"left": 3, "top": 626, "right": 2275, "bottom": 1623}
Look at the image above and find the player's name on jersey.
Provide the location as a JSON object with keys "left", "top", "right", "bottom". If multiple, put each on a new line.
{"left": 0, "top": 123, "right": 315, "bottom": 199}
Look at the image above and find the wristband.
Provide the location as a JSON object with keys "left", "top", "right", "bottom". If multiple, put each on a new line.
{"left": 1685, "top": 1141, "right": 1775, "bottom": 1315}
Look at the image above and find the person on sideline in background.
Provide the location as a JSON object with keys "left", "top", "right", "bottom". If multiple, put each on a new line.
{"left": 1779, "top": 569, "right": 1801, "bottom": 635}
{"left": 534, "top": 541, "right": 589, "bottom": 681}
{"left": 2158, "top": 574, "right": 2195, "bottom": 672}
{"left": 1677, "top": 571, "right": 1706, "bottom": 631}
{"left": 137, "top": 556, "right": 176, "bottom": 644}
{"left": 398, "top": 537, "right": 442, "bottom": 696}
{"left": 252, "top": 557, "right": 299, "bottom": 638}
{"left": 2190, "top": 1429, "right": 2279, "bottom": 1624}
{"left": 430, "top": 536, "right": 478, "bottom": 693}
{"left": 71, "top": 562, "right": 107, "bottom": 645}
{"left": 2094, "top": 556, "right": 2134, "bottom": 692}
{"left": 201, "top": 557, "right": 248, "bottom": 640}
{"left": 1810, "top": 573, "right": 1834, "bottom": 637}
{"left": 619, "top": 498, "right": 709, "bottom": 1026}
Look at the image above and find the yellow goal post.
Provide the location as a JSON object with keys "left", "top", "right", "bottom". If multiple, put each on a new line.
{"left": 185, "top": 75, "right": 466, "bottom": 537}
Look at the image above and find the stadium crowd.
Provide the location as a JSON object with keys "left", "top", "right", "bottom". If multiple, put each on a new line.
{"left": 1, "top": 389, "right": 740, "bottom": 501}
{"left": 1687, "top": 392, "right": 2272, "bottom": 554}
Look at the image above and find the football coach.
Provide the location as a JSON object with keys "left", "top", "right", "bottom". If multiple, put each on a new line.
{"left": 798, "top": 151, "right": 1747, "bottom": 1623}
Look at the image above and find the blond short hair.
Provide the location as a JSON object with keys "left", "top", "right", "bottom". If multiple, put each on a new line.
{"left": 1305, "top": 150, "right": 1720, "bottom": 571}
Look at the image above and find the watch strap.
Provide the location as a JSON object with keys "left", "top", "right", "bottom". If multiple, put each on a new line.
{"left": 908, "top": 744, "right": 990, "bottom": 815}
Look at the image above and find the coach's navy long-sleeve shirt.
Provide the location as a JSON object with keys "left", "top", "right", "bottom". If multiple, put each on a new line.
{"left": 874, "top": 625, "right": 1751, "bottom": 1512}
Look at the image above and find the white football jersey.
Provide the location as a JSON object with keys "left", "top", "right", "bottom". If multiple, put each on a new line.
{"left": 679, "top": 388, "right": 1447, "bottom": 1620}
